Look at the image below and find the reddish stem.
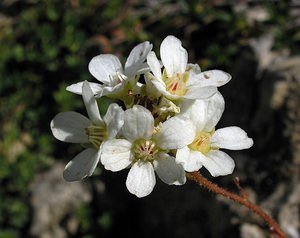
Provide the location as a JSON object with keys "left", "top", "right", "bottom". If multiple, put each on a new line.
{"left": 187, "top": 171, "right": 287, "bottom": 238}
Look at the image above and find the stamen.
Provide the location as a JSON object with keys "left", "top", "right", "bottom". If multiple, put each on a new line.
{"left": 189, "top": 131, "right": 212, "bottom": 154}
{"left": 162, "top": 70, "right": 189, "bottom": 96}
{"left": 133, "top": 139, "right": 160, "bottom": 162}
{"left": 109, "top": 71, "right": 128, "bottom": 85}
{"left": 85, "top": 124, "right": 107, "bottom": 149}
{"left": 117, "top": 71, "right": 128, "bottom": 82}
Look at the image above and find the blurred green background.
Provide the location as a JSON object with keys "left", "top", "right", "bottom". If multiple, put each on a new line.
{"left": 1, "top": 0, "right": 299, "bottom": 238}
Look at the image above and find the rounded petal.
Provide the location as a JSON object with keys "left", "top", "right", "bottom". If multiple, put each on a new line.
{"left": 211, "top": 126, "right": 254, "bottom": 150}
{"left": 147, "top": 51, "right": 162, "bottom": 80}
{"left": 154, "top": 116, "right": 196, "bottom": 150}
{"left": 63, "top": 148, "right": 101, "bottom": 181}
{"left": 176, "top": 146, "right": 203, "bottom": 172}
{"left": 154, "top": 152, "right": 186, "bottom": 185}
{"left": 126, "top": 160, "right": 156, "bottom": 198}
{"left": 88, "top": 54, "right": 123, "bottom": 85}
{"left": 184, "top": 85, "right": 217, "bottom": 100}
{"left": 122, "top": 105, "right": 154, "bottom": 141}
{"left": 160, "top": 35, "right": 188, "bottom": 77}
{"left": 179, "top": 91, "right": 225, "bottom": 131}
{"left": 66, "top": 81, "right": 103, "bottom": 96}
{"left": 202, "top": 92, "right": 225, "bottom": 131}
{"left": 82, "top": 81, "right": 102, "bottom": 125}
{"left": 124, "top": 41, "right": 153, "bottom": 77}
{"left": 50, "top": 111, "right": 90, "bottom": 143}
{"left": 101, "top": 139, "right": 133, "bottom": 172}
{"left": 200, "top": 150, "right": 235, "bottom": 177}
{"left": 103, "top": 103, "right": 124, "bottom": 139}
{"left": 144, "top": 73, "right": 162, "bottom": 99}
{"left": 197, "top": 70, "right": 232, "bottom": 87}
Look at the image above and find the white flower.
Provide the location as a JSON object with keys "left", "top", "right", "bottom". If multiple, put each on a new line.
{"left": 50, "top": 81, "right": 124, "bottom": 181}
{"left": 66, "top": 41, "right": 153, "bottom": 97}
{"left": 145, "top": 35, "right": 231, "bottom": 100}
{"left": 176, "top": 92, "right": 253, "bottom": 177}
{"left": 101, "top": 105, "right": 196, "bottom": 197}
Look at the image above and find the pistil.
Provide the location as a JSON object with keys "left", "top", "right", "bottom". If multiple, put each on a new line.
{"left": 133, "top": 139, "right": 160, "bottom": 162}
{"left": 189, "top": 131, "right": 212, "bottom": 154}
{"left": 162, "top": 69, "right": 189, "bottom": 96}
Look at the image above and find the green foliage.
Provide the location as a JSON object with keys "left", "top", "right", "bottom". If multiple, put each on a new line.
{"left": 76, "top": 203, "right": 93, "bottom": 232}
{"left": 98, "top": 212, "right": 113, "bottom": 230}
{"left": 0, "top": 230, "right": 19, "bottom": 238}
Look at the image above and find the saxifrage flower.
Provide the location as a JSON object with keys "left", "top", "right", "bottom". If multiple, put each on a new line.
{"left": 100, "top": 105, "right": 195, "bottom": 197}
{"left": 66, "top": 41, "right": 153, "bottom": 98}
{"left": 176, "top": 92, "right": 253, "bottom": 176}
{"left": 145, "top": 35, "right": 231, "bottom": 101}
{"left": 50, "top": 81, "right": 124, "bottom": 181}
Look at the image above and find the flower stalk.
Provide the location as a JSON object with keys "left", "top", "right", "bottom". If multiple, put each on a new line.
{"left": 187, "top": 171, "right": 287, "bottom": 238}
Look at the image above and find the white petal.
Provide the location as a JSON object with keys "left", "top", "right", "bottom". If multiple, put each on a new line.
{"left": 154, "top": 152, "right": 186, "bottom": 185}
{"left": 160, "top": 35, "right": 188, "bottom": 77}
{"left": 103, "top": 103, "right": 124, "bottom": 139}
{"left": 50, "top": 111, "right": 90, "bottom": 143}
{"left": 184, "top": 64, "right": 202, "bottom": 87}
{"left": 97, "top": 83, "right": 124, "bottom": 97}
{"left": 63, "top": 148, "right": 101, "bottom": 181}
{"left": 199, "top": 150, "right": 235, "bottom": 177}
{"left": 202, "top": 92, "right": 225, "bottom": 131}
{"left": 66, "top": 81, "right": 103, "bottom": 96}
{"left": 144, "top": 73, "right": 162, "bottom": 99}
{"left": 187, "top": 63, "right": 201, "bottom": 75}
{"left": 211, "top": 126, "right": 254, "bottom": 150}
{"left": 176, "top": 146, "right": 203, "bottom": 172}
{"left": 135, "top": 62, "right": 151, "bottom": 75}
{"left": 179, "top": 91, "right": 225, "bottom": 131}
{"left": 147, "top": 51, "right": 162, "bottom": 80}
{"left": 124, "top": 41, "right": 153, "bottom": 77}
{"left": 184, "top": 85, "right": 217, "bottom": 100}
{"left": 154, "top": 116, "right": 196, "bottom": 150}
{"left": 197, "top": 70, "right": 232, "bottom": 87}
{"left": 88, "top": 54, "right": 123, "bottom": 85}
{"left": 82, "top": 81, "right": 102, "bottom": 125}
{"left": 121, "top": 105, "right": 154, "bottom": 141}
{"left": 126, "top": 160, "right": 156, "bottom": 198}
{"left": 101, "top": 139, "right": 133, "bottom": 172}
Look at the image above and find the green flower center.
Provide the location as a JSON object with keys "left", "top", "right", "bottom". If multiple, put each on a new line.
{"left": 85, "top": 124, "right": 107, "bottom": 149}
{"left": 189, "top": 131, "right": 212, "bottom": 154}
{"left": 162, "top": 69, "right": 189, "bottom": 96}
{"left": 133, "top": 139, "right": 160, "bottom": 162}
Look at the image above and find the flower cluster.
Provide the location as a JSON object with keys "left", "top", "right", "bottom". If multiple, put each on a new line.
{"left": 51, "top": 35, "right": 253, "bottom": 198}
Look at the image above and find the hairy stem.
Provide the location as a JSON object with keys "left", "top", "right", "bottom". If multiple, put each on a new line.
{"left": 187, "top": 171, "right": 287, "bottom": 238}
